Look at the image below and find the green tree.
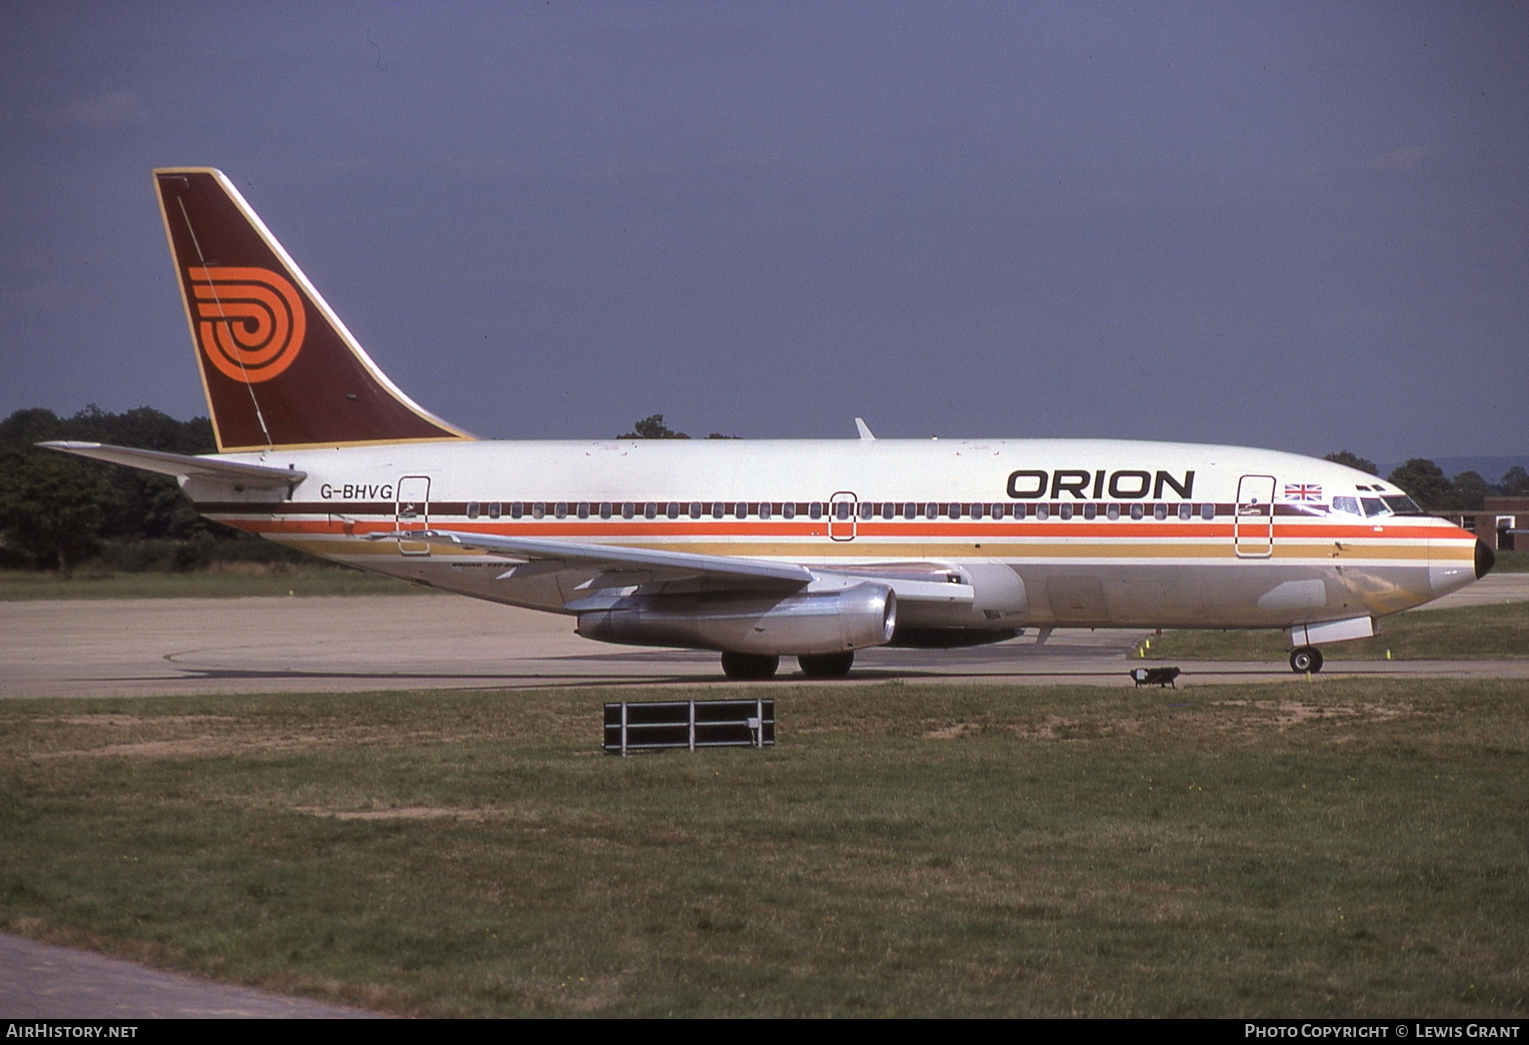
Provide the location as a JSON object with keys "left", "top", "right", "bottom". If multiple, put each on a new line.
{"left": 1448, "top": 471, "right": 1491, "bottom": 511}
{"left": 619, "top": 415, "right": 690, "bottom": 439}
{"left": 1502, "top": 466, "right": 1529, "bottom": 496}
{"left": 0, "top": 449, "right": 122, "bottom": 570}
{"left": 0, "top": 405, "right": 225, "bottom": 569}
{"left": 1387, "top": 459, "right": 1452, "bottom": 510}
{"left": 1324, "top": 450, "right": 1378, "bottom": 475}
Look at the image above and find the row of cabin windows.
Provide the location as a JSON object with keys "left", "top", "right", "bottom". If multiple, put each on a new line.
{"left": 462, "top": 500, "right": 1222, "bottom": 522}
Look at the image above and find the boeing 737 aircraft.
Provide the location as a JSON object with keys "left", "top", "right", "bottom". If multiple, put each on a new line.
{"left": 44, "top": 169, "right": 1495, "bottom": 678}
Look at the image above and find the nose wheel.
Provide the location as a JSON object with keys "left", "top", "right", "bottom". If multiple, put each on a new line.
{"left": 1289, "top": 646, "right": 1324, "bottom": 673}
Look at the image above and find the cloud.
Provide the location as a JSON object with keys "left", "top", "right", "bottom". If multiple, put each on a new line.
{"left": 45, "top": 90, "right": 148, "bottom": 129}
{"left": 1371, "top": 145, "right": 1431, "bottom": 174}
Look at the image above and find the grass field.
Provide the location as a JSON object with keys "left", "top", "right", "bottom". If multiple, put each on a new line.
{"left": 1488, "top": 549, "right": 1529, "bottom": 573}
{"left": 1144, "top": 601, "right": 1529, "bottom": 662}
{"left": 3, "top": 679, "right": 1527, "bottom": 1017}
{"left": 0, "top": 566, "right": 426, "bottom": 600}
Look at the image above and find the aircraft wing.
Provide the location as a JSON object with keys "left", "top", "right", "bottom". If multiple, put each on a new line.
{"left": 385, "top": 529, "right": 815, "bottom": 591}
{"left": 378, "top": 530, "right": 975, "bottom": 604}
{"left": 39, "top": 441, "right": 306, "bottom": 489}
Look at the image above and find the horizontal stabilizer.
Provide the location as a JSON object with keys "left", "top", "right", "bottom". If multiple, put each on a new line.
{"left": 39, "top": 441, "right": 305, "bottom": 488}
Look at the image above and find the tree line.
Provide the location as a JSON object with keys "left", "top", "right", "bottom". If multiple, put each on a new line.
{"left": 0, "top": 406, "right": 279, "bottom": 571}
{"left": 0, "top": 405, "right": 1522, "bottom": 571}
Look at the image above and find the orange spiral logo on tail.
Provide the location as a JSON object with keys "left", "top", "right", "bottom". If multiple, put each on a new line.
{"left": 190, "top": 266, "right": 307, "bottom": 383}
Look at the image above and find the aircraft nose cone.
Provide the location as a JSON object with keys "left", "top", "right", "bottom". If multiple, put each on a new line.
{"left": 1476, "top": 539, "right": 1496, "bottom": 580}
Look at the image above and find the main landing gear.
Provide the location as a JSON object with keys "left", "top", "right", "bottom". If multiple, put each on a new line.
{"left": 1289, "top": 646, "right": 1324, "bottom": 674}
{"left": 798, "top": 651, "right": 855, "bottom": 678}
{"left": 718, "top": 651, "right": 858, "bottom": 680}
{"left": 720, "top": 652, "right": 780, "bottom": 680}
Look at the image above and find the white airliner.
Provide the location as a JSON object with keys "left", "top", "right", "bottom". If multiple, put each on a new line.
{"left": 44, "top": 168, "right": 1494, "bottom": 678}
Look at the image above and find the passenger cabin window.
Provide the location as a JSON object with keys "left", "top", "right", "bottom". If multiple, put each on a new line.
{"left": 622, "top": 503, "right": 635, "bottom": 519}
{"left": 783, "top": 502, "right": 796, "bottom": 519}
{"left": 1154, "top": 503, "right": 1168, "bottom": 521}
{"left": 554, "top": 502, "right": 567, "bottom": 519}
{"left": 1014, "top": 503, "right": 1026, "bottom": 521}
{"left": 736, "top": 502, "right": 747, "bottom": 519}
{"left": 599, "top": 502, "right": 612, "bottom": 520}
{"left": 466, "top": 501, "right": 480, "bottom": 519}
{"left": 665, "top": 502, "right": 678, "bottom": 519}
{"left": 810, "top": 502, "right": 823, "bottom": 519}
{"left": 858, "top": 502, "right": 873, "bottom": 520}
{"left": 1082, "top": 503, "right": 1097, "bottom": 520}
{"left": 690, "top": 502, "right": 702, "bottom": 519}
{"left": 504, "top": 502, "right": 517, "bottom": 519}
{"left": 992, "top": 503, "right": 1006, "bottom": 519}
{"left": 1178, "top": 503, "right": 1192, "bottom": 520}
{"left": 1201, "top": 503, "right": 1214, "bottom": 520}
{"left": 1036, "top": 504, "right": 1049, "bottom": 520}
{"left": 579, "top": 502, "right": 591, "bottom": 519}
{"left": 1106, "top": 503, "right": 1120, "bottom": 520}
{"left": 1060, "top": 504, "right": 1073, "bottom": 520}
{"left": 533, "top": 502, "right": 546, "bottom": 519}
{"left": 1130, "top": 503, "right": 1143, "bottom": 521}
{"left": 712, "top": 502, "right": 724, "bottom": 519}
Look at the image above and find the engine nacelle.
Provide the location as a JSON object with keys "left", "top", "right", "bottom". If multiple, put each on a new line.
{"left": 576, "top": 583, "right": 897, "bottom": 655}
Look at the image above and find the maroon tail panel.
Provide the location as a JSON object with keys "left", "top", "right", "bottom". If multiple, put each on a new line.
{"left": 154, "top": 168, "right": 471, "bottom": 451}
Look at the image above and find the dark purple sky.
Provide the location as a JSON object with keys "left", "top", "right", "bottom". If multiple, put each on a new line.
{"left": 2, "top": 3, "right": 1525, "bottom": 460}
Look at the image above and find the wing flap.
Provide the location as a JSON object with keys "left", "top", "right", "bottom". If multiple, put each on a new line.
{"left": 380, "top": 529, "right": 814, "bottom": 590}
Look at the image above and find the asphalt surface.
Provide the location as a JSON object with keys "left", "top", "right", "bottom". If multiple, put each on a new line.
{"left": 0, "top": 934, "right": 383, "bottom": 1019}
{"left": 2, "top": 573, "right": 1525, "bottom": 699}
{"left": 2, "top": 571, "right": 1524, "bottom": 1018}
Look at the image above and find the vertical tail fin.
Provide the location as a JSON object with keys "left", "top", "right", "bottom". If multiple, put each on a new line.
{"left": 154, "top": 168, "right": 472, "bottom": 452}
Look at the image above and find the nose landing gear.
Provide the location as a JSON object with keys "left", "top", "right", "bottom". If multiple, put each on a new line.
{"left": 1289, "top": 646, "right": 1324, "bottom": 673}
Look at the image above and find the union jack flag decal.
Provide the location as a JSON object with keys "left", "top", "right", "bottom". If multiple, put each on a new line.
{"left": 1284, "top": 483, "right": 1323, "bottom": 501}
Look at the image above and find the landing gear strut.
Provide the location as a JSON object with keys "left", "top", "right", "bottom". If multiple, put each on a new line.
{"left": 720, "top": 652, "right": 779, "bottom": 680}
{"left": 798, "top": 651, "right": 855, "bottom": 678}
{"left": 1289, "top": 646, "right": 1324, "bottom": 674}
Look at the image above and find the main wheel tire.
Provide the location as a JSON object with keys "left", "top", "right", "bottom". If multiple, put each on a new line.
{"left": 798, "top": 651, "right": 855, "bottom": 678}
{"left": 1289, "top": 646, "right": 1324, "bottom": 673}
{"left": 720, "top": 652, "right": 780, "bottom": 680}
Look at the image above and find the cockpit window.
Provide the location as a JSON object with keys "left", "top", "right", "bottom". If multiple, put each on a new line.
{"left": 1331, "top": 496, "right": 1360, "bottom": 515}
{"left": 1361, "top": 497, "right": 1388, "bottom": 517}
{"left": 1382, "top": 495, "right": 1425, "bottom": 515}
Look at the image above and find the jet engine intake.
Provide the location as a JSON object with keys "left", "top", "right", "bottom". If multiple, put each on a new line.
{"left": 576, "top": 583, "right": 896, "bottom": 655}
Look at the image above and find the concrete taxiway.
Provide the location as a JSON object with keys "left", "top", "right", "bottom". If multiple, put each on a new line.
{"left": 0, "top": 934, "right": 382, "bottom": 1019}
{"left": 2, "top": 573, "right": 1525, "bottom": 699}
{"left": 2, "top": 574, "right": 1524, "bottom": 1018}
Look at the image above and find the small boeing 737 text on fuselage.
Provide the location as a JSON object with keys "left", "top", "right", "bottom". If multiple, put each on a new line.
{"left": 45, "top": 169, "right": 1496, "bottom": 678}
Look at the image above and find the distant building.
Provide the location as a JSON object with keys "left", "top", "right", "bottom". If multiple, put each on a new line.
{"left": 1453, "top": 497, "right": 1529, "bottom": 551}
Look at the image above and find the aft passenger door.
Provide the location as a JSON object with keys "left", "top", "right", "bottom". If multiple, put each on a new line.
{"left": 1234, "top": 474, "right": 1276, "bottom": 558}
{"left": 395, "top": 475, "right": 432, "bottom": 555}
